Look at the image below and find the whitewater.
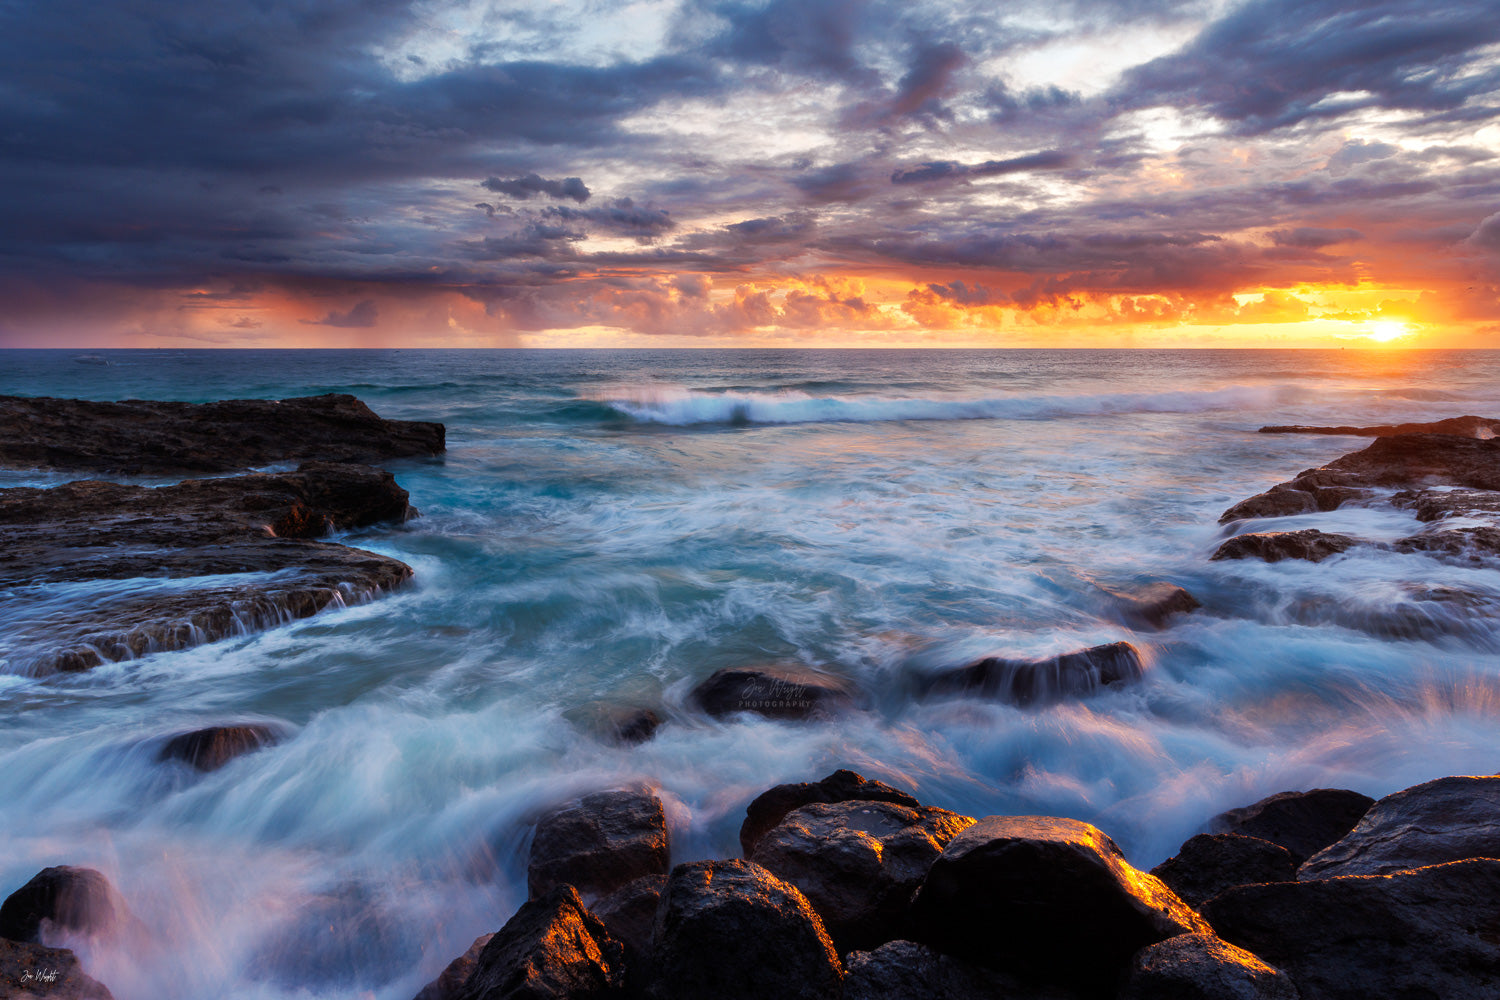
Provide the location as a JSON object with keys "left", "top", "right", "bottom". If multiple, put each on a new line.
{"left": 2, "top": 347, "right": 1499, "bottom": 1000}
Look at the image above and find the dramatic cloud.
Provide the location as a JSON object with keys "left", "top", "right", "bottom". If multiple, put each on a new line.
{"left": 302, "top": 300, "right": 379, "bottom": 328}
{"left": 482, "top": 174, "right": 592, "bottom": 203}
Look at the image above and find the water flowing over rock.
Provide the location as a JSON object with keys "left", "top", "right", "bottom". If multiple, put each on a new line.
{"left": 0, "top": 867, "right": 121, "bottom": 945}
{"left": 251, "top": 883, "right": 417, "bottom": 990}
{"left": 413, "top": 934, "right": 494, "bottom": 1000}
{"left": 1099, "top": 581, "right": 1201, "bottom": 629}
{"left": 157, "top": 724, "right": 281, "bottom": 772}
{"left": 1202, "top": 858, "right": 1500, "bottom": 1000}
{"left": 1209, "top": 789, "right": 1374, "bottom": 865}
{"left": 568, "top": 704, "right": 662, "bottom": 746}
{"left": 690, "top": 665, "right": 856, "bottom": 720}
{"left": 843, "top": 940, "right": 1083, "bottom": 1000}
{"left": 453, "top": 885, "right": 624, "bottom": 1000}
{"left": 922, "top": 640, "right": 1144, "bottom": 706}
{"left": 1118, "top": 933, "right": 1300, "bottom": 1000}
{"left": 648, "top": 860, "right": 842, "bottom": 1000}
{"left": 0, "top": 393, "right": 445, "bottom": 475}
{"left": 739, "top": 769, "right": 921, "bottom": 857}
{"left": 527, "top": 788, "right": 670, "bottom": 902}
{"left": 908, "top": 815, "right": 1209, "bottom": 996}
{"left": 1150, "top": 834, "right": 1298, "bottom": 909}
{"left": 749, "top": 800, "right": 976, "bottom": 952}
{"left": 1298, "top": 775, "right": 1500, "bottom": 879}
{"left": 1210, "top": 530, "right": 1360, "bottom": 563}
{"left": 0, "top": 938, "right": 113, "bottom": 999}
{"left": 1258, "top": 415, "right": 1500, "bottom": 438}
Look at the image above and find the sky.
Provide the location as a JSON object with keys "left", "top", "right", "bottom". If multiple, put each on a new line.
{"left": 2, "top": 0, "right": 1499, "bottom": 348}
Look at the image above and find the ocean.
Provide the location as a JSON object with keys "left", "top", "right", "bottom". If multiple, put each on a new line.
{"left": 3, "top": 347, "right": 1499, "bottom": 999}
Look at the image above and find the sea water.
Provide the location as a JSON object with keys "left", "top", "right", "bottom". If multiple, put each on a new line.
{"left": 2, "top": 348, "right": 1499, "bottom": 999}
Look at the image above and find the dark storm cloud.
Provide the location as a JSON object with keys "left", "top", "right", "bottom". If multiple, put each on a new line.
{"left": 891, "top": 150, "right": 1077, "bottom": 185}
{"left": 481, "top": 175, "right": 592, "bottom": 203}
{"left": 543, "top": 199, "right": 677, "bottom": 239}
{"left": 704, "top": 0, "right": 875, "bottom": 83}
{"left": 301, "top": 300, "right": 379, "bottom": 327}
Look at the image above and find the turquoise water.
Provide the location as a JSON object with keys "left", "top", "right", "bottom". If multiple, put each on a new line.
{"left": 2, "top": 348, "right": 1499, "bottom": 999}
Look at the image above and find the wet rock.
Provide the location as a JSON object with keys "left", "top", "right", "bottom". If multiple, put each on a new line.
{"left": 739, "top": 769, "right": 921, "bottom": 857}
{"left": 527, "top": 788, "right": 670, "bottom": 902}
{"left": 157, "top": 724, "right": 280, "bottom": 772}
{"left": 591, "top": 874, "right": 664, "bottom": 966}
{"left": 1150, "top": 834, "right": 1297, "bottom": 909}
{"left": 0, "top": 938, "right": 113, "bottom": 999}
{"left": 750, "top": 800, "right": 976, "bottom": 952}
{"left": 1394, "top": 525, "right": 1500, "bottom": 564}
{"left": 251, "top": 882, "right": 417, "bottom": 989}
{"left": 568, "top": 704, "right": 662, "bottom": 746}
{"left": 0, "top": 393, "right": 444, "bottom": 475}
{"left": 1202, "top": 858, "right": 1500, "bottom": 1000}
{"left": 1119, "top": 932, "right": 1300, "bottom": 1000}
{"left": 1298, "top": 775, "right": 1500, "bottom": 879}
{"left": 1209, "top": 789, "right": 1374, "bottom": 865}
{"left": 454, "top": 885, "right": 624, "bottom": 1000}
{"left": 1101, "top": 581, "right": 1201, "bottom": 629}
{"left": 908, "top": 815, "right": 1209, "bottom": 996}
{"left": 649, "top": 859, "right": 841, "bottom": 1000}
{"left": 0, "top": 462, "right": 415, "bottom": 674}
{"left": 0, "top": 867, "right": 120, "bottom": 944}
{"left": 1393, "top": 486, "right": 1500, "bottom": 522}
{"left": 1259, "top": 415, "right": 1500, "bottom": 438}
{"left": 922, "top": 640, "right": 1143, "bottom": 706}
{"left": 1220, "top": 486, "right": 1321, "bottom": 522}
{"left": 1210, "top": 529, "right": 1360, "bottom": 563}
{"left": 413, "top": 933, "right": 494, "bottom": 1000}
{"left": 690, "top": 665, "right": 855, "bottom": 720}
{"left": 843, "top": 939, "right": 1082, "bottom": 1000}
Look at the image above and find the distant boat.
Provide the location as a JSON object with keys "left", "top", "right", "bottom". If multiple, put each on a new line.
{"left": 72, "top": 354, "right": 109, "bottom": 365}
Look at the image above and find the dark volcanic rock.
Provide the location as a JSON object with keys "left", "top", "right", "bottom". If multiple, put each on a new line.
{"left": 1394, "top": 525, "right": 1500, "bottom": 563}
{"left": 591, "top": 875, "right": 664, "bottom": 967}
{"left": 1209, "top": 789, "right": 1374, "bottom": 865}
{"left": 923, "top": 640, "right": 1144, "bottom": 706}
{"left": 844, "top": 940, "right": 1082, "bottom": 1000}
{"left": 1210, "top": 529, "right": 1360, "bottom": 563}
{"left": 1100, "top": 581, "right": 1201, "bottom": 629}
{"left": 749, "top": 800, "right": 976, "bottom": 952}
{"left": 739, "top": 769, "right": 921, "bottom": 857}
{"left": 568, "top": 704, "right": 662, "bottom": 746}
{"left": 527, "top": 788, "right": 670, "bottom": 902}
{"left": 1150, "top": 834, "right": 1297, "bottom": 909}
{"left": 1298, "top": 775, "right": 1500, "bottom": 879}
{"left": 0, "top": 462, "right": 415, "bottom": 674}
{"left": 0, "top": 938, "right": 113, "bottom": 999}
{"left": 0, "top": 393, "right": 444, "bottom": 475}
{"left": 690, "top": 665, "right": 856, "bottom": 720}
{"left": 649, "top": 859, "right": 842, "bottom": 1000}
{"left": 1259, "top": 415, "right": 1500, "bottom": 437}
{"left": 1202, "top": 858, "right": 1500, "bottom": 1000}
{"left": 413, "top": 933, "right": 494, "bottom": 1000}
{"left": 908, "top": 815, "right": 1209, "bottom": 996}
{"left": 0, "top": 867, "right": 120, "bottom": 944}
{"left": 454, "top": 885, "right": 624, "bottom": 1000}
{"left": 1119, "top": 932, "right": 1300, "bottom": 1000}
{"left": 158, "top": 724, "right": 280, "bottom": 772}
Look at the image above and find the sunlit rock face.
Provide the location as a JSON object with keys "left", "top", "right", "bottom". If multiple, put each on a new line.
{"left": 739, "top": 769, "right": 921, "bottom": 857}
{"left": 453, "top": 885, "right": 624, "bottom": 1000}
{"left": 1208, "top": 789, "right": 1374, "bottom": 866}
{"left": 1119, "top": 932, "right": 1300, "bottom": 1000}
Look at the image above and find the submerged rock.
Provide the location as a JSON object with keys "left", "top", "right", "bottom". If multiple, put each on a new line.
{"left": 844, "top": 940, "right": 1082, "bottom": 1000}
{"left": 908, "top": 815, "right": 1209, "bottom": 996}
{"left": 922, "top": 640, "right": 1143, "bottom": 706}
{"left": 527, "top": 787, "right": 670, "bottom": 902}
{"left": 567, "top": 703, "right": 662, "bottom": 746}
{"left": 0, "top": 393, "right": 444, "bottom": 475}
{"left": 1210, "top": 529, "right": 1360, "bottom": 563}
{"left": 739, "top": 769, "right": 921, "bottom": 857}
{"left": 157, "top": 724, "right": 281, "bottom": 772}
{"left": 691, "top": 665, "right": 856, "bottom": 720}
{"left": 1119, "top": 932, "right": 1300, "bottom": 1000}
{"left": 750, "top": 799, "right": 976, "bottom": 952}
{"left": 649, "top": 860, "right": 842, "bottom": 1000}
{"left": 1150, "top": 834, "right": 1297, "bottom": 909}
{"left": 454, "top": 885, "right": 624, "bottom": 1000}
{"left": 0, "top": 867, "right": 121, "bottom": 944}
{"left": 0, "top": 938, "right": 113, "bottom": 999}
{"left": 413, "top": 933, "right": 494, "bottom": 1000}
{"left": 1209, "top": 789, "right": 1374, "bottom": 865}
{"left": 1298, "top": 775, "right": 1500, "bottom": 879}
{"left": 1099, "top": 581, "right": 1201, "bottom": 629}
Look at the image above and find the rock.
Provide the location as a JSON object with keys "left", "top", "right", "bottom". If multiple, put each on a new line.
{"left": 0, "top": 462, "right": 415, "bottom": 675}
{"left": 1210, "top": 529, "right": 1359, "bottom": 563}
{"left": 157, "top": 724, "right": 280, "bottom": 772}
{"left": 413, "top": 933, "right": 494, "bottom": 1000}
{"left": 1202, "top": 858, "right": 1500, "bottom": 1000}
{"left": 922, "top": 640, "right": 1144, "bottom": 706}
{"left": 690, "top": 665, "right": 855, "bottom": 720}
{"left": 1220, "top": 486, "right": 1320, "bottom": 522}
{"left": 568, "top": 704, "right": 662, "bottom": 746}
{"left": 749, "top": 800, "right": 976, "bottom": 952}
{"left": 591, "top": 874, "right": 664, "bottom": 965}
{"left": 1394, "top": 525, "right": 1500, "bottom": 564}
{"left": 908, "top": 815, "right": 1209, "bottom": 996}
{"left": 454, "top": 885, "right": 624, "bottom": 1000}
{"left": 1101, "top": 581, "right": 1201, "bottom": 629}
{"left": 739, "top": 769, "right": 921, "bottom": 857}
{"left": 0, "top": 938, "right": 113, "bottom": 999}
{"left": 527, "top": 788, "right": 670, "bottom": 902}
{"left": 1258, "top": 415, "right": 1500, "bottom": 438}
{"left": 0, "top": 393, "right": 444, "bottom": 475}
{"left": 1209, "top": 789, "right": 1374, "bottom": 865}
{"left": 1298, "top": 775, "right": 1500, "bottom": 879}
{"left": 250, "top": 882, "right": 417, "bottom": 989}
{"left": 1150, "top": 834, "right": 1297, "bottom": 909}
{"left": 649, "top": 859, "right": 842, "bottom": 1000}
{"left": 1119, "top": 932, "right": 1300, "bottom": 1000}
{"left": 0, "top": 867, "right": 120, "bottom": 944}
{"left": 843, "top": 939, "right": 1082, "bottom": 1000}
{"left": 1393, "top": 486, "right": 1500, "bottom": 522}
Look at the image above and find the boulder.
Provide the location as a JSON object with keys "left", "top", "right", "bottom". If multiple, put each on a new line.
{"left": 843, "top": 939, "right": 1082, "bottom": 1000}
{"left": 527, "top": 788, "right": 670, "bottom": 902}
{"left": 591, "top": 875, "right": 664, "bottom": 965}
{"left": 922, "top": 641, "right": 1143, "bottom": 706}
{"left": 1202, "top": 858, "right": 1500, "bottom": 1000}
{"left": 0, "top": 938, "right": 113, "bottom": 999}
{"left": 691, "top": 666, "right": 855, "bottom": 720}
{"left": 413, "top": 933, "right": 494, "bottom": 1000}
{"left": 649, "top": 860, "right": 841, "bottom": 1000}
{"left": 1100, "top": 581, "right": 1201, "bottom": 629}
{"left": 739, "top": 769, "right": 921, "bottom": 857}
{"left": 454, "top": 885, "right": 624, "bottom": 1000}
{"left": 908, "top": 815, "right": 1209, "bottom": 996}
{"left": 1209, "top": 789, "right": 1374, "bottom": 865}
{"left": 0, "top": 867, "right": 120, "bottom": 944}
{"left": 1298, "top": 775, "right": 1500, "bottom": 879}
{"left": 1118, "top": 933, "right": 1300, "bottom": 1000}
{"left": 1394, "top": 525, "right": 1500, "bottom": 564}
{"left": 1210, "top": 530, "right": 1359, "bottom": 563}
{"left": 1150, "top": 834, "right": 1297, "bottom": 909}
{"left": 157, "top": 724, "right": 280, "bottom": 772}
{"left": 749, "top": 800, "right": 976, "bottom": 952}
{"left": 573, "top": 705, "right": 662, "bottom": 747}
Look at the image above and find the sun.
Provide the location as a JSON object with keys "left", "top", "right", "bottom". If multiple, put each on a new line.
{"left": 1365, "top": 320, "right": 1410, "bottom": 343}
